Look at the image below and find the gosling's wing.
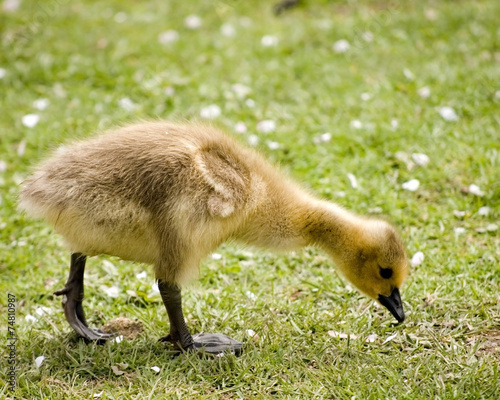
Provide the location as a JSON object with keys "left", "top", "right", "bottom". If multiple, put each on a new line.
{"left": 194, "top": 147, "right": 251, "bottom": 218}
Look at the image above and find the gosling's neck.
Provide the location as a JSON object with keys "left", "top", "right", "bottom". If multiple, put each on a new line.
{"left": 303, "top": 200, "right": 365, "bottom": 261}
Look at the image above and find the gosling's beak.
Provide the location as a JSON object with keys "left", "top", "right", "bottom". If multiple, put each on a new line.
{"left": 378, "top": 288, "right": 405, "bottom": 323}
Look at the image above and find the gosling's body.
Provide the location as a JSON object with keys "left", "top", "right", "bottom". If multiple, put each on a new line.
{"left": 20, "top": 121, "right": 408, "bottom": 352}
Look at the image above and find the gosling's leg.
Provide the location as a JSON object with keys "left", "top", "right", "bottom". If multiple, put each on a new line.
{"left": 158, "top": 280, "right": 243, "bottom": 355}
{"left": 54, "top": 253, "right": 115, "bottom": 341}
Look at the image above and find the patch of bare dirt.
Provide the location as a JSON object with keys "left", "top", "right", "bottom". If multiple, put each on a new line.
{"left": 101, "top": 317, "right": 144, "bottom": 339}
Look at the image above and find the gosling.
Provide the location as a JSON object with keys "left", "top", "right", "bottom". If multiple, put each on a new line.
{"left": 19, "top": 121, "right": 408, "bottom": 354}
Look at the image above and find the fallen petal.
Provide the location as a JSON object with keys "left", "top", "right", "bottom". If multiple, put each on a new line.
{"left": 158, "top": 30, "right": 179, "bottom": 44}
{"left": 33, "top": 98, "right": 50, "bottom": 110}
{"left": 261, "top": 35, "right": 278, "bottom": 47}
{"left": 418, "top": 86, "right": 431, "bottom": 98}
{"left": 411, "top": 153, "right": 430, "bottom": 167}
{"left": 22, "top": 114, "right": 40, "bottom": 128}
{"left": 245, "top": 290, "right": 257, "bottom": 301}
{"left": 35, "top": 355, "right": 45, "bottom": 368}
{"left": 333, "top": 39, "right": 350, "bottom": 53}
{"left": 200, "top": 104, "right": 221, "bottom": 119}
{"left": 366, "top": 333, "right": 378, "bottom": 343}
{"left": 347, "top": 173, "right": 358, "bottom": 189}
{"left": 257, "top": 120, "right": 276, "bottom": 133}
{"left": 93, "top": 391, "right": 103, "bottom": 398}
{"left": 402, "top": 179, "right": 420, "bottom": 191}
{"left": 382, "top": 333, "right": 397, "bottom": 344}
{"left": 439, "top": 106, "right": 459, "bottom": 121}
{"left": 410, "top": 251, "right": 425, "bottom": 267}
{"left": 151, "top": 366, "right": 160, "bottom": 373}
{"left": 25, "top": 314, "right": 38, "bottom": 322}
{"left": 234, "top": 122, "right": 247, "bottom": 134}
{"left": 184, "top": 15, "right": 202, "bottom": 29}
{"left": 136, "top": 271, "right": 147, "bottom": 279}
{"left": 468, "top": 184, "right": 484, "bottom": 197}
{"left": 477, "top": 206, "right": 490, "bottom": 216}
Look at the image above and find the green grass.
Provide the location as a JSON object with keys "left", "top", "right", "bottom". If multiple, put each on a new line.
{"left": 1, "top": 0, "right": 499, "bottom": 398}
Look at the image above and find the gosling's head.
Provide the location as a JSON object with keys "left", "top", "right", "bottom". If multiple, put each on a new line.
{"left": 333, "top": 219, "right": 408, "bottom": 322}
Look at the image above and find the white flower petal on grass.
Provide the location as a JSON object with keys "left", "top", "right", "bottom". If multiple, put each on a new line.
{"left": 347, "top": 173, "right": 358, "bottom": 189}
{"left": 403, "top": 68, "right": 414, "bottom": 80}
{"left": 118, "top": 97, "right": 136, "bottom": 111}
{"left": 35, "top": 306, "right": 52, "bottom": 316}
{"left": 26, "top": 314, "right": 38, "bottom": 322}
{"left": 261, "top": 35, "right": 278, "bottom": 47}
{"left": 0, "top": 68, "right": 5, "bottom": 79}
{"left": 402, "top": 179, "right": 420, "bottom": 192}
{"left": 391, "top": 119, "right": 399, "bottom": 129}
{"left": 477, "top": 206, "right": 490, "bottom": 216}
{"left": 360, "top": 93, "right": 371, "bottom": 101}
{"left": 136, "top": 271, "right": 147, "bottom": 279}
{"left": 313, "top": 132, "right": 332, "bottom": 144}
{"left": 158, "top": 30, "right": 179, "bottom": 44}
{"left": 200, "top": 104, "right": 221, "bottom": 119}
{"left": 350, "top": 120, "right": 363, "bottom": 129}
{"left": 454, "top": 227, "right": 466, "bottom": 235}
{"left": 248, "top": 135, "right": 259, "bottom": 146}
{"left": 486, "top": 224, "right": 498, "bottom": 232}
{"left": 234, "top": 121, "right": 247, "bottom": 134}
{"left": 33, "top": 98, "right": 50, "bottom": 110}
{"left": 3, "top": 0, "right": 21, "bottom": 12}
{"left": 17, "top": 140, "right": 26, "bottom": 157}
{"left": 366, "top": 333, "right": 378, "bottom": 343}
{"left": 211, "top": 253, "right": 222, "bottom": 260}
{"left": 411, "top": 153, "right": 430, "bottom": 167}
{"left": 245, "top": 98, "right": 256, "bottom": 108}
{"left": 35, "top": 355, "right": 45, "bottom": 368}
{"left": 417, "top": 86, "right": 431, "bottom": 98}
{"left": 114, "top": 335, "right": 124, "bottom": 343}
{"left": 320, "top": 132, "right": 331, "bottom": 142}
{"left": 468, "top": 184, "right": 484, "bottom": 197}
{"left": 328, "top": 331, "right": 359, "bottom": 339}
{"left": 383, "top": 333, "right": 397, "bottom": 344}
{"left": 93, "top": 391, "right": 103, "bottom": 399}
{"left": 267, "top": 141, "right": 280, "bottom": 150}
{"left": 410, "top": 251, "right": 424, "bottom": 267}
{"left": 101, "top": 285, "right": 120, "bottom": 298}
{"left": 333, "top": 39, "right": 350, "bottom": 53}
{"left": 439, "top": 106, "right": 459, "bottom": 121}
{"left": 151, "top": 366, "right": 161, "bottom": 373}
{"left": 245, "top": 290, "right": 257, "bottom": 301}
{"left": 453, "top": 210, "right": 466, "bottom": 218}
{"left": 22, "top": 114, "right": 40, "bottom": 128}
{"left": 184, "top": 15, "right": 202, "bottom": 29}
{"left": 231, "top": 83, "right": 251, "bottom": 98}
{"left": 257, "top": 120, "right": 276, "bottom": 133}
{"left": 221, "top": 23, "right": 236, "bottom": 37}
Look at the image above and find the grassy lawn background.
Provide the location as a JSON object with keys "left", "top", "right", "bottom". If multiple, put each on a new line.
{"left": 1, "top": 0, "right": 499, "bottom": 398}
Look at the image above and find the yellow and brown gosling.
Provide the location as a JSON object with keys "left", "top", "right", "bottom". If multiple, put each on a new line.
{"left": 19, "top": 121, "right": 408, "bottom": 354}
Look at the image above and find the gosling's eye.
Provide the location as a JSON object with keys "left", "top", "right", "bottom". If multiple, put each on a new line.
{"left": 380, "top": 267, "right": 393, "bottom": 279}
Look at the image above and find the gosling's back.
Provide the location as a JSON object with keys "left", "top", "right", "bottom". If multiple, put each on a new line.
{"left": 19, "top": 122, "right": 271, "bottom": 271}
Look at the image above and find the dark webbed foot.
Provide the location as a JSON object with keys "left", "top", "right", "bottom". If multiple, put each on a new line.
{"left": 192, "top": 333, "right": 243, "bottom": 355}
{"left": 158, "top": 280, "right": 243, "bottom": 355}
{"left": 159, "top": 332, "right": 243, "bottom": 355}
{"left": 55, "top": 253, "right": 115, "bottom": 342}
